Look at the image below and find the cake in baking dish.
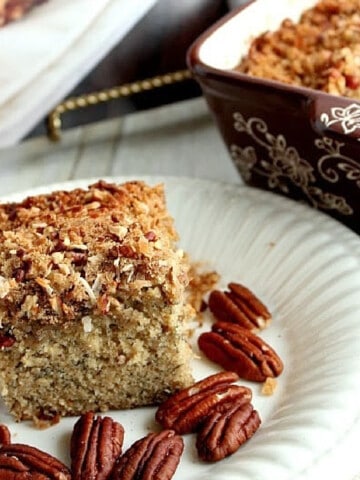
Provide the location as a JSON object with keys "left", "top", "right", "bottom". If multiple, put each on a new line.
{"left": 0, "top": 180, "right": 194, "bottom": 422}
{"left": 0, "top": 0, "right": 46, "bottom": 26}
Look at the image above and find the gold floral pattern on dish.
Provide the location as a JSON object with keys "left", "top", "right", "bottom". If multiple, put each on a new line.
{"left": 315, "top": 138, "right": 360, "bottom": 189}
{"left": 230, "top": 112, "right": 354, "bottom": 216}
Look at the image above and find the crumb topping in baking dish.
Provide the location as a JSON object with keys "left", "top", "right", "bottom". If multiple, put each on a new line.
{"left": 236, "top": 0, "right": 360, "bottom": 98}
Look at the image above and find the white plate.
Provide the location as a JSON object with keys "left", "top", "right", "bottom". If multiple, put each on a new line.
{"left": 1, "top": 176, "right": 360, "bottom": 480}
{"left": 0, "top": 0, "right": 157, "bottom": 147}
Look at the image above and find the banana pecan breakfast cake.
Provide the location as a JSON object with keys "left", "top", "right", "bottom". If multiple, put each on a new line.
{"left": 237, "top": 0, "right": 360, "bottom": 98}
{"left": 0, "top": 180, "right": 195, "bottom": 423}
{"left": 0, "top": 0, "right": 46, "bottom": 26}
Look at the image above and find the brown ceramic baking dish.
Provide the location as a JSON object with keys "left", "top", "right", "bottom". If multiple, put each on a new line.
{"left": 187, "top": 0, "right": 360, "bottom": 234}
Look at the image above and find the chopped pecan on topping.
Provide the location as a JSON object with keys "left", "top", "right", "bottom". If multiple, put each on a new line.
{"left": 109, "top": 245, "right": 120, "bottom": 259}
{"left": 93, "top": 180, "right": 120, "bottom": 194}
{"left": 72, "top": 252, "right": 88, "bottom": 267}
{"left": 345, "top": 74, "right": 360, "bottom": 90}
{"left": 0, "top": 333, "right": 16, "bottom": 349}
{"left": 53, "top": 238, "right": 68, "bottom": 252}
{"left": 144, "top": 231, "right": 157, "bottom": 242}
{"left": 15, "top": 248, "right": 25, "bottom": 258}
{"left": 118, "top": 245, "right": 136, "bottom": 259}
{"left": 12, "top": 259, "right": 32, "bottom": 282}
{"left": 13, "top": 267, "right": 25, "bottom": 282}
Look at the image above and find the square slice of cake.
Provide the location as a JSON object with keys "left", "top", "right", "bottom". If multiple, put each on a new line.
{"left": 0, "top": 180, "right": 194, "bottom": 422}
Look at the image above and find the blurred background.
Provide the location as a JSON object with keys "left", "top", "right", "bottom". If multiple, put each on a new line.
{"left": 27, "top": 0, "right": 232, "bottom": 139}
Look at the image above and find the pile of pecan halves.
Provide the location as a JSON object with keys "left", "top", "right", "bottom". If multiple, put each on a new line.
{"left": 0, "top": 282, "right": 283, "bottom": 479}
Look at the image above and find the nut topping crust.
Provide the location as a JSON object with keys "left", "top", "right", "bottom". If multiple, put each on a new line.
{"left": 110, "top": 429, "right": 183, "bottom": 480}
{"left": 70, "top": 411, "right": 124, "bottom": 480}
{"left": 198, "top": 321, "right": 283, "bottom": 382}
{"left": 0, "top": 180, "right": 188, "bottom": 328}
{"left": 196, "top": 402, "right": 261, "bottom": 462}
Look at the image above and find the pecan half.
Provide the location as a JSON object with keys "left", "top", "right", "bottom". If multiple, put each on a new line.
{"left": 71, "top": 411, "right": 124, "bottom": 480}
{"left": 110, "top": 430, "right": 183, "bottom": 480}
{"left": 208, "top": 282, "right": 271, "bottom": 331}
{"left": 0, "top": 443, "right": 71, "bottom": 479}
{"left": 196, "top": 402, "right": 261, "bottom": 462}
{"left": 198, "top": 321, "right": 283, "bottom": 382}
{"left": 0, "top": 425, "right": 10, "bottom": 446}
{"left": 155, "top": 371, "right": 252, "bottom": 434}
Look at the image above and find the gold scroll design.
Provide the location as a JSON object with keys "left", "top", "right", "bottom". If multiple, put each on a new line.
{"left": 230, "top": 112, "right": 353, "bottom": 216}
{"left": 319, "top": 103, "right": 360, "bottom": 188}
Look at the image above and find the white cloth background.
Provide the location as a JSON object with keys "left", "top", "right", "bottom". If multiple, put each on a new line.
{"left": 0, "top": 0, "right": 157, "bottom": 147}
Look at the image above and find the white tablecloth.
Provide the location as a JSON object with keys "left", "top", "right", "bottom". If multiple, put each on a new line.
{"left": 0, "top": 0, "right": 157, "bottom": 147}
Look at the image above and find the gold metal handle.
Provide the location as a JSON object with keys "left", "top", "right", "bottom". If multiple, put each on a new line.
{"left": 47, "top": 69, "right": 193, "bottom": 142}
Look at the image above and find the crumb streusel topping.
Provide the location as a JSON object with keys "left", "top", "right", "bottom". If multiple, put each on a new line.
{"left": 237, "top": 0, "right": 360, "bottom": 98}
{"left": 0, "top": 180, "right": 189, "bottom": 327}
